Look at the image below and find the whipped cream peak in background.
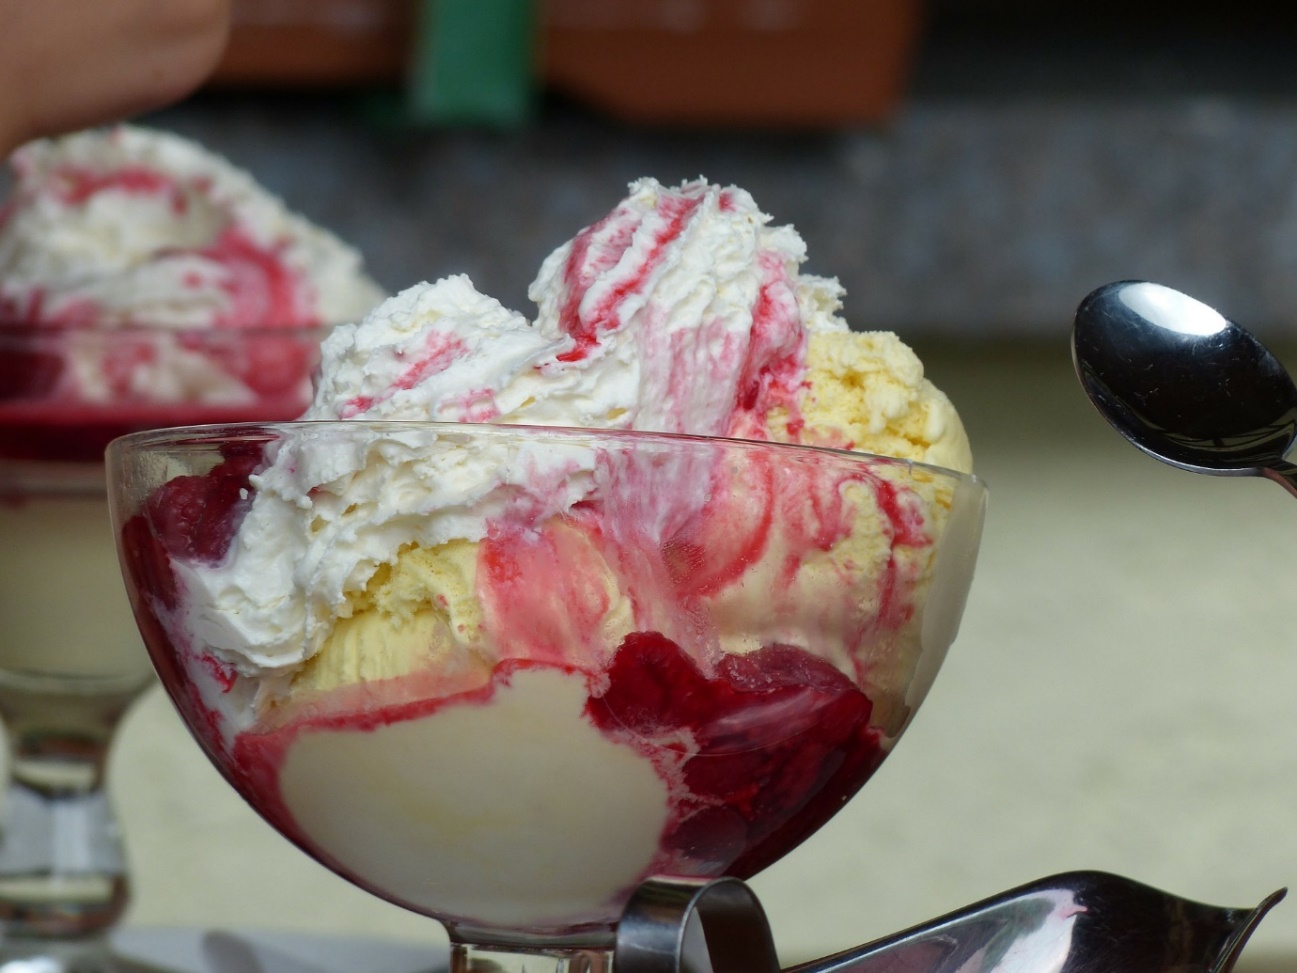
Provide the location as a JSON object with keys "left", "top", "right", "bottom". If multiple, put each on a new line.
{"left": 0, "top": 125, "right": 384, "bottom": 329}
{"left": 527, "top": 176, "right": 840, "bottom": 437}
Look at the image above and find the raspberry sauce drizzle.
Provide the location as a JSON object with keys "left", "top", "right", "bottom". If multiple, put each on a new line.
{"left": 556, "top": 190, "right": 705, "bottom": 362}
{"left": 220, "top": 632, "right": 883, "bottom": 919}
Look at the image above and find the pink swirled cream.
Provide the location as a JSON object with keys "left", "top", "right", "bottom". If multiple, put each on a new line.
{"left": 0, "top": 125, "right": 385, "bottom": 464}
{"left": 0, "top": 124, "right": 382, "bottom": 334}
{"left": 123, "top": 178, "right": 978, "bottom": 939}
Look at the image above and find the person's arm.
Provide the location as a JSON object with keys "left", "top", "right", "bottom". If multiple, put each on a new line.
{"left": 0, "top": 0, "right": 231, "bottom": 157}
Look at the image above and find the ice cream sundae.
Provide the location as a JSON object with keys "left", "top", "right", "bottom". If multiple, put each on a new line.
{"left": 109, "top": 178, "right": 984, "bottom": 942}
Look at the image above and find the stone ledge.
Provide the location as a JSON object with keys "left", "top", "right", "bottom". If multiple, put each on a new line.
{"left": 10, "top": 84, "right": 1296, "bottom": 340}
{"left": 152, "top": 91, "right": 1297, "bottom": 339}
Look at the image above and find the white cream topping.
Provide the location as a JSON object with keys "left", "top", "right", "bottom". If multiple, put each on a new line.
{"left": 308, "top": 179, "right": 847, "bottom": 433}
{"left": 303, "top": 275, "right": 568, "bottom": 422}
{"left": 179, "top": 178, "right": 851, "bottom": 679}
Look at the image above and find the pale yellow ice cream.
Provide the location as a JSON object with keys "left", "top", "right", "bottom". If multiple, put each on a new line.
{"left": 288, "top": 541, "right": 484, "bottom": 697}
{"left": 788, "top": 330, "right": 972, "bottom": 473}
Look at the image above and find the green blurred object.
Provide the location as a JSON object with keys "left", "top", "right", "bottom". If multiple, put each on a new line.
{"left": 408, "top": 0, "right": 537, "bottom": 127}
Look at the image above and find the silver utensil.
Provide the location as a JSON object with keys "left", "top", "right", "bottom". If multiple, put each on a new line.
{"left": 1072, "top": 280, "right": 1297, "bottom": 495}
{"left": 616, "top": 871, "right": 1284, "bottom": 973}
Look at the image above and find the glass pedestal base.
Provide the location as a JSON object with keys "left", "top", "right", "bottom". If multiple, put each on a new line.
{"left": 450, "top": 944, "right": 612, "bottom": 973}
{"left": 0, "top": 671, "right": 149, "bottom": 942}
{"left": 0, "top": 934, "right": 172, "bottom": 973}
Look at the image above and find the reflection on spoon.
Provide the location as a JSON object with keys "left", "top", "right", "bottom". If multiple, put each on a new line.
{"left": 1072, "top": 280, "right": 1297, "bottom": 497}
{"left": 614, "top": 871, "right": 1284, "bottom": 973}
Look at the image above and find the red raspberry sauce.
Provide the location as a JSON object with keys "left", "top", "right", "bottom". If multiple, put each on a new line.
{"left": 587, "top": 633, "right": 882, "bottom": 879}
{"left": 187, "top": 633, "right": 882, "bottom": 920}
{"left": 0, "top": 399, "right": 308, "bottom": 463}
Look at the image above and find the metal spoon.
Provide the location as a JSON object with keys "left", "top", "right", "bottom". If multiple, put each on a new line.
{"left": 1072, "top": 280, "right": 1297, "bottom": 496}
{"left": 615, "top": 871, "right": 1284, "bottom": 973}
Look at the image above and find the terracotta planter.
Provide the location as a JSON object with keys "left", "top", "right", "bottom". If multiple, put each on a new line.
{"left": 210, "top": 0, "right": 922, "bottom": 126}
{"left": 541, "top": 0, "right": 923, "bottom": 126}
{"left": 212, "top": 0, "right": 412, "bottom": 86}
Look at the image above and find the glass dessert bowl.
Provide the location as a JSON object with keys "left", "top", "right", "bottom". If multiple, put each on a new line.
{"left": 107, "top": 421, "right": 986, "bottom": 966}
{"left": 0, "top": 322, "right": 324, "bottom": 950}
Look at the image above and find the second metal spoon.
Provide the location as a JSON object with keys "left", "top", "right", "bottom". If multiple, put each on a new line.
{"left": 1072, "top": 280, "right": 1297, "bottom": 496}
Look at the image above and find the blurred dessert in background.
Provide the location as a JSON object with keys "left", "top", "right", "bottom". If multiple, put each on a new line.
{"left": 0, "top": 123, "right": 384, "bottom": 464}
{"left": 0, "top": 123, "right": 384, "bottom": 940}
{"left": 0, "top": 121, "right": 385, "bottom": 676}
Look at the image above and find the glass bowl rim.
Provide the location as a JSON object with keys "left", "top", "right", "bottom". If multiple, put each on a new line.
{"left": 105, "top": 419, "right": 985, "bottom": 486}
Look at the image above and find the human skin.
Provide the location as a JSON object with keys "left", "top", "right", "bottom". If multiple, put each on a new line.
{"left": 0, "top": 0, "right": 231, "bottom": 158}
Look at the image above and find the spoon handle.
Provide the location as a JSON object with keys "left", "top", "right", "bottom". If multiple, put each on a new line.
{"left": 1263, "top": 461, "right": 1297, "bottom": 498}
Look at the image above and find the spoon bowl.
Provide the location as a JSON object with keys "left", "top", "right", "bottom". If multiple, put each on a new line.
{"left": 1072, "top": 280, "right": 1297, "bottom": 495}
{"left": 615, "top": 870, "right": 1284, "bottom": 973}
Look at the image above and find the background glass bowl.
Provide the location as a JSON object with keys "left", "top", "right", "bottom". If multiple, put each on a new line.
{"left": 0, "top": 321, "right": 326, "bottom": 953}
{"left": 108, "top": 421, "right": 986, "bottom": 955}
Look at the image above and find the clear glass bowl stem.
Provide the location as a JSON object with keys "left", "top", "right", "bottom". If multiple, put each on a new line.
{"left": 0, "top": 485, "right": 154, "bottom": 944}
{"left": 450, "top": 943, "right": 613, "bottom": 973}
{"left": 0, "top": 668, "right": 149, "bottom": 939}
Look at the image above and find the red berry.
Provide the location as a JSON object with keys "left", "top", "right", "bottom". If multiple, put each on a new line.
{"left": 589, "top": 634, "right": 882, "bottom": 878}
{"left": 144, "top": 453, "right": 260, "bottom": 564}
